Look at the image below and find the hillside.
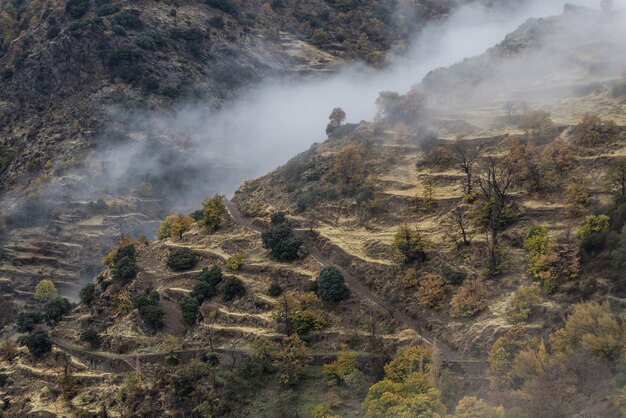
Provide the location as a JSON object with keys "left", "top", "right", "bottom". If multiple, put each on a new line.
{"left": 1, "top": 3, "right": 626, "bottom": 418}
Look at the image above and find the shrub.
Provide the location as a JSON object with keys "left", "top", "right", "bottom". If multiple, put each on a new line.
{"left": 132, "top": 289, "right": 160, "bottom": 309}
{"left": 450, "top": 278, "right": 489, "bottom": 317}
{"left": 523, "top": 225, "right": 550, "bottom": 278}
{"left": 573, "top": 113, "right": 619, "bottom": 146}
{"left": 533, "top": 237, "right": 580, "bottom": 292}
{"left": 417, "top": 274, "right": 447, "bottom": 309}
{"left": 564, "top": 183, "right": 592, "bottom": 216}
{"left": 505, "top": 285, "right": 542, "bottom": 323}
{"left": 271, "top": 212, "right": 286, "bottom": 225}
{"left": 16, "top": 312, "right": 43, "bottom": 333}
{"left": 219, "top": 276, "right": 246, "bottom": 302}
{"left": 158, "top": 213, "right": 194, "bottom": 240}
{"left": 442, "top": 266, "right": 466, "bottom": 285}
{"left": 179, "top": 296, "right": 199, "bottom": 326}
{"left": 316, "top": 267, "right": 349, "bottom": 302}
{"left": 268, "top": 281, "right": 283, "bottom": 297}
{"left": 79, "top": 283, "right": 97, "bottom": 306}
{"left": 261, "top": 222, "right": 303, "bottom": 262}
{"left": 167, "top": 248, "right": 198, "bottom": 271}
{"left": 34, "top": 279, "right": 58, "bottom": 301}
{"left": 46, "top": 25, "right": 61, "bottom": 39}
{"left": 391, "top": 224, "right": 428, "bottom": 264}
{"left": 135, "top": 34, "right": 156, "bottom": 50}
{"left": 578, "top": 214, "right": 610, "bottom": 239}
{"left": 290, "top": 307, "right": 327, "bottom": 336}
{"left": 201, "top": 195, "right": 226, "bottom": 231}
{"left": 139, "top": 305, "right": 165, "bottom": 330}
{"left": 109, "top": 44, "right": 142, "bottom": 66}
{"left": 1, "top": 68, "right": 13, "bottom": 80}
{"left": 18, "top": 330, "right": 51, "bottom": 359}
{"left": 322, "top": 350, "right": 359, "bottom": 386}
{"left": 96, "top": 3, "right": 119, "bottom": 16}
{"left": 205, "top": 0, "right": 238, "bottom": 15}
{"left": 80, "top": 329, "right": 101, "bottom": 348}
{"left": 209, "top": 15, "right": 225, "bottom": 29}
{"left": 114, "top": 9, "right": 142, "bottom": 29}
{"left": 225, "top": 253, "right": 244, "bottom": 270}
{"left": 111, "top": 24, "right": 126, "bottom": 36}
{"left": 520, "top": 110, "right": 556, "bottom": 144}
{"left": 65, "top": 0, "right": 90, "bottom": 19}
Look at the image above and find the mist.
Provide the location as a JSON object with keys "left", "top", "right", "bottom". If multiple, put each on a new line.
{"left": 80, "top": 0, "right": 626, "bottom": 213}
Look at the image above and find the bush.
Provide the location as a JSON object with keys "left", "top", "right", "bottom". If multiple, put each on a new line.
{"left": 96, "top": 3, "right": 119, "bottom": 16}
{"left": 442, "top": 266, "right": 466, "bottom": 285}
{"left": 109, "top": 44, "right": 142, "bottom": 66}
{"left": 505, "top": 285, "right": 542, "bottom": 323}
{"left": 16, "top": 312, "right": 43, "bottom": 333}
{"left": 523, "top": 225, "right": 550, "bottom": 278}
{"left": 132, "top": 289, "right": 160, "bottom": 309}
{"left": 533, "top": 237, "right": 580, "bottom": 292}
{"left": 179, "top": 296, "right": 199, "bottom": 326}
{"left": 111, "top": 24, "right": 126, "bottom": 36}
{"left": 1, "top": 68, "right": 13, "bottom": 80}
{"left": 18, "top": 330, "right": 51, "bottom": 359}
{"left": 46, "top": 25, "right": 61, "bottom": 39}
{"left": 261, "top": 222, "right": 303, "bottom": 262}
{"left": 226, "top": 253, "right": 244, "bottom": 270}
{"left": 114, "top": 9, "right": 142, "bottom": 29}
{"left": 219, "top": 276, "right": 246, "bottom": 302}
{"left": 391, "top": 224, "right": 428, "bottom": 264}
{"left": 205, "top": 0, "right": 238, "bottom": 15}
{"left": 417, "top": 274, "right": 447, "bottom": 309}
{"left": 167, "top": 248, "right": 198, "bottom": 271}
{"left": 139, "top": 305, "right": 165, "bottom": 330}
{"left": 44, "top": 297, "right": 72, "bottom": 325}
{"left": 209, "top": 16, "right": 225, "bottom": 29}
{"left": 578, "top": 214, "right": 610, "bottom": 239}
{"left": 135, "top": 34, "right": 156, "bottom": 50}
{"left": 66, "top": 0, "right": 90, "bottom": 19}
{"left": 450, "top": 278, "right": 489, "bottom": 317}
{"left": 268, "top": 281, "right": 283, "bottom": 297}
{"left": 316, "top": 267, "right": 349, "bottom": 302}
{"left": 80, "top": 329, "right": 101, "bottom": 348}
{"left": 79, "top": 283, "right": 97, "bottom": 306}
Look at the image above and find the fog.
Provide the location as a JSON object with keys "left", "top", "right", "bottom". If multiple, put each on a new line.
{"left": 143, "top": 1, "right": 623, "bottom": 198}
{"left": 63, "top": 0, "right": 626, "bottom": 213}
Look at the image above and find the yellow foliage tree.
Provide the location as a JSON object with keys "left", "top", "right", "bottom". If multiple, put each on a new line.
{"left": 34, "top": 279, "right": 58, "bottom": 301}
{"left": 157, "top": 213, "right": 194, "bottom": 240}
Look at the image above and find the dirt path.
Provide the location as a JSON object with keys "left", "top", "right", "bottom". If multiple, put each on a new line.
{"left": 224, "top": 200, "right": 486, "bottom": 373}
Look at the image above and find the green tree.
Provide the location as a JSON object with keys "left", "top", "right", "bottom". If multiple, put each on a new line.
{"left": 218, "top": 276, "right": 246, "bottom": 302}
{"left": 261, "top": 222, "right": 303, "bottom": 262}
{"left": 18, "top": 330, "right": 51, "bottom": 359}
{"left": 139, "top": 305, "right": 165, "bottom": 330}
{"left": 167, "top": 247, "right": 198, "bottom": 271}
{"left": 316, "top": 267, "right": 349, "bottom": 302}
{"left": 179, "top": 296, "right": 199, "bottom": 326}
{"left": 453, "top": 396, "right": 505, "bottom": 418}
{"left": 607, "top": 157, "right": 626, "bottom": 202}
{"left": 44, "top": 297, "right": 72, "bottom": 326}
{"left": 16, "top": 312, "right": 43, "bottom": 333}
{"left": 79, "top": 283, "right": 97, "bottom": 306}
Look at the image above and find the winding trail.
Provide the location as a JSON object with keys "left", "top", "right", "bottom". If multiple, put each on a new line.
{"left": 223, "top": 200, "right": 487, "bottom": 375}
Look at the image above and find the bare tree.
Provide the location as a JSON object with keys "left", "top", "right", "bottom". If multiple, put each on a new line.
{"left": 476, "top": 156, "right": 516, "bottom": 274}
{"left": 451, "top": 139, "right": 479, "bottom": 196}
{"left": 444, "top": 204, "right": 474, "bottom": 247}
